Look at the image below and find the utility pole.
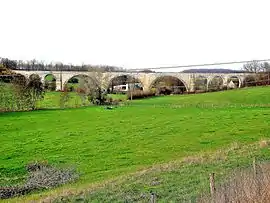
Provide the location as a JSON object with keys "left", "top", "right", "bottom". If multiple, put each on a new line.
{"left": 267, "top": 70, "right": 270, "bottom": 85}
{"left": 60, "top": 64, "right": 63, "bottom": 91}
{"left": 128, "top": 76, "right": 134, "bottom": 100}
{"left": 130, "top": 80, "right": 133, "bottom": 101}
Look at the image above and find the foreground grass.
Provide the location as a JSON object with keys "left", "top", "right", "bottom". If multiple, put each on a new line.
{"left": 5, "top": 140, "right": 270, "bottom": 202}
{"left": 50, "top": 140, "right": 270, "bottom": 202}
{"left": 1, "top": 86, "right": 270, "bottom": 201}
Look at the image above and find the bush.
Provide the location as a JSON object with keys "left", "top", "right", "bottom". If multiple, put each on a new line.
{"left": 44, "top": 80, "right": 56, "bottom": 91}
{"left": 127, "top": 90, "right": 156, "bottom": 100}
{"left": 0, "top": 161, "right": 78, "bottom": 199}
{"left": 59, "top": 91, "right": 71, "bottom": 108}
{"left": 156, "top": 86, "right": 172, "bottom": 95}
{"left": 244, "top": 75, "right": 257, "bottom": 87}
{"left": 25, "top": 164, "right": 78, "bottom": 190}
{"left": 195, "top": 90, "right": 207, "bottom": 94}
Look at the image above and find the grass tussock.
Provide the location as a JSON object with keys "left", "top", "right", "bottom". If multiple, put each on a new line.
{"left": 0, "top": 161, "right": 78, "bottom": 200}
{"left": 199, "top": 162, "right": 270, "bottom": 203}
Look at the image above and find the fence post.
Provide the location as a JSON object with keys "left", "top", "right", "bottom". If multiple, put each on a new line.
{"left": 150, "top": 192, "right": 156, "bottom": 203}
{"left": 209, "top": 173, "right": 216, "bottom": 202}
{"left": 253, "top": 157, "right": 257, "bottom": 176}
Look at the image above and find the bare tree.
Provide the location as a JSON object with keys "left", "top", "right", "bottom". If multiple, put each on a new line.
{"left": 262, "top": 62, "right": 270, "bottom": 72}
{"left": 78, "top": 70, "right": 111, "bottom": 105}
{"left": 243, "top": 61, "right": 264, "bottom": 73}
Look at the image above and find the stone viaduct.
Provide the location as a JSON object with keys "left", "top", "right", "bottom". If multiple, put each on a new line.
{"left": 13, "top": 70, "right": 253, "bottom": 92}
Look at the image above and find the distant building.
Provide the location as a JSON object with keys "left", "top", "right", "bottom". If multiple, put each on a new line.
{"left": 111, "top": 83, "right": 142, "bottom": 93}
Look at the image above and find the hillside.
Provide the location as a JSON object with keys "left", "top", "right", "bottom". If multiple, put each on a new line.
{"left": 1, "top": 86, "right": 270, "bottom": 202}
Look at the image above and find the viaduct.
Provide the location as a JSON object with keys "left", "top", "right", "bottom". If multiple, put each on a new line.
{"left": 13, "top": 70, "right": 253, "bottom": 92}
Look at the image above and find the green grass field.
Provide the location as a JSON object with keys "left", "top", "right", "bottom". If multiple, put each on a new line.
{"left": 1, "top": 86, "right": 270, "bottom": 202}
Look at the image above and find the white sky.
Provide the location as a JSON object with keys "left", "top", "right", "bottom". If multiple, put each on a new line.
{"left": 1, "top": 0, "right": 270, "bottom": 71}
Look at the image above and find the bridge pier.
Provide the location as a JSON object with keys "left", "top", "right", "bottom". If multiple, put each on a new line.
{"left": 55, "top": 80, "right": 62, "bottom": 91}
{"left": 188, "top": 74, "right": 196, "bottom": 93}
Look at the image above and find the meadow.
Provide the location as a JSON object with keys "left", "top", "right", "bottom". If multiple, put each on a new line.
{"left": 1, "top": 86, "right": 270, "bottom": 202}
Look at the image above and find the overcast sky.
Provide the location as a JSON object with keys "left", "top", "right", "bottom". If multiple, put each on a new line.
{"left": 1, "top": 0, "right": 270, "bottom": 71}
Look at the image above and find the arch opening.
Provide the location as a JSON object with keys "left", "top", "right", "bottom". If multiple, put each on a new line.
{"left": 243, "top": 75, "right": 256, "bottom": 87}
{"left": 108, "top": 75, "right": 143, "bottom": 94}
{"left": 207, "top": 76, "right": 224, "bottom": 91}
{"left": 227, "top": 76, "right": 240, "bottom": 89}
{"left": 194, "top": 76, "right": 207, "bottom": 92}
{"left": 44, "top": 74, "right": 56, "bottom": 91}
{"left": 150, "top": 76, "right": 187, "bottom": 95}
{"left": 65, "top": 74, "right": 98, "bottom": 93}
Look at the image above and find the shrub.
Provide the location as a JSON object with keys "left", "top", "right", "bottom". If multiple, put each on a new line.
{"left": 59, "top": 91, "right": 71, "bottom": 108}
{"left": 25, "top": 164, "right": 78, "bottom": 190}
{"left": 0, "top": 83, "right": 16, "bottom": 112}
{"left": 244, "top": 75, "right": 257, "bottom": 87}
{"left": 157, "top": 86, "right": 172, "bottom": 95}
{"left": 0, "top": 73, "right": 45, "bottom": 112}
{"left": 127, "top": 90, "right": 156, "bottom": 100}
{"left": 0, "top": 161, "right": 78, "bottom": 199}
{"left": 44, "top": 80, "right": 56, "bottom": 91}
{"left": 195, "top": 90, "right": 206, "bottom": 94}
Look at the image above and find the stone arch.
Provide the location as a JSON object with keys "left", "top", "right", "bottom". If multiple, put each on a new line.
{"left": 29, "top": 73, "right": 41, "bottom": 80}
{"left": 64, "top": 74, "right": 97, "bottom": 92}
{"left": 227, "top": 76, "right": 241, "bottom": 88}
{"left": 150, "top": 75, "right": 187, "bottom": 95}
{"left": 243, "top": 75, "right": 256, "bottom": 87}
{"left": 207, "top": 75, "right": 225, "bottom": 91}
{"left": 44, "top": 74, "right": 56, "bottom": 81}
{"left": 108, "top": 74, "right": 143, "bottom": 93}
{"left": 44, "top": 74, "right": 56, "bottom": 91}
{"left": 194, "top": 75, "right": 208, "bottom": 91}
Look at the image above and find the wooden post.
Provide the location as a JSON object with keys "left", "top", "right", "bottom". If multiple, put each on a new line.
{"left": 253, "top": 157, "right": 257, "bottom": 176}
{"left": 209, "top": 173, "right": 216, "bottom": 202}
{"left": 150, "top": 192, "right": 156, "bottom": 203}
{"left": 130, "top": 82, "right": 133, "bottom": 101}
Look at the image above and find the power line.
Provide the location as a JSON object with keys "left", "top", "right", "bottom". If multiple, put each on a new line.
{"left": 128, "top": 59, "right": 270, "bottom": 71}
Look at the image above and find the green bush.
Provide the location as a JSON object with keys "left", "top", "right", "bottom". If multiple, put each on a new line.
{"left": 0, "top": 75, "right": 45, "bottom": 112}
{"left": 0, "top": 83, "right": 17, "bottom": 112}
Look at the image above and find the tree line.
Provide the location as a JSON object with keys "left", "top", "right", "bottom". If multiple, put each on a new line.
{"left": 0, "top": 57, "right": 157, "bottom": 73}
{"left": 0, "top": 57, "right": 126, "bottom": 72}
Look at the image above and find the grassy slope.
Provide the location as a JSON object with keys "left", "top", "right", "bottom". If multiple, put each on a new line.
{"left": 1, "top": 87, "right": 270, "bottom": 201}
{"left": 51, "top": 141, "right": 270, "bottom": 202}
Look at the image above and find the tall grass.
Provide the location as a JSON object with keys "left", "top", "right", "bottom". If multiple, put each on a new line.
{"left": 199, "top": 162, "right": 270, "bottom": 203}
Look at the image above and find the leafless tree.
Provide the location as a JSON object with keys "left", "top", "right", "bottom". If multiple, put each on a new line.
{"left": 262, "top": 62, "right": 270, "bottom": 72}
{"left": 78, "top": 70, "right": 111, "bottom": 105}
{"left": 243, "top": 61, "right": 264, "bottom": 73}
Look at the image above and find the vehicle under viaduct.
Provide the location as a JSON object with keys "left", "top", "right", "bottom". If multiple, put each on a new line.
{"left": 13, "top": 70, "right": 254, "bottom": 92}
